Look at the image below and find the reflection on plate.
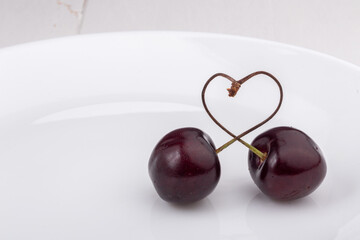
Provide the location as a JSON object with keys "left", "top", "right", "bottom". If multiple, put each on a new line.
{"left": 0, "top": 32, "right": 360, "bottom": 239}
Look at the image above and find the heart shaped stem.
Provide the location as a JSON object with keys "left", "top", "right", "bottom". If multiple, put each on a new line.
{"left": 201, "top": 71, "right": 283, "bottom": 161}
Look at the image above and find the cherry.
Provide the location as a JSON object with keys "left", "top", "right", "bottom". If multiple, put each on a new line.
{"left": 148, "top": 72, "right": 281, "bottom": 204}
{"left": 248, "top": 126, "right": 327, "bottom": 200}
{"left": 202, "top": 71, "right": 326, "bottom": 201}
{"left": 148, "top": 127, "right": 220, "bottom": 204}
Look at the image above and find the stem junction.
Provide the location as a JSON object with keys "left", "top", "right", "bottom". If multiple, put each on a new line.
{"left": 201, "top": 71, "right": 283, "bottom": 161}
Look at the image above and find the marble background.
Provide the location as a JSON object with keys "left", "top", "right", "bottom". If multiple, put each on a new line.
{"left": 1, "top": 0, "right": 360, "bottom": 66}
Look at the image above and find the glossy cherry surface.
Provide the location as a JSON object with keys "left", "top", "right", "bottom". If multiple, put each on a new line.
{"left": 248, "top": 126, "right": 326, "bottom": 200}
{"left": 149, "top": 127, "right": 220, "bottom": 204}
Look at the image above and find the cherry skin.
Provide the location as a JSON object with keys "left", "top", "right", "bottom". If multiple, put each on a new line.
{"left": 248, "top": 126, "right": 326, "bottom": 201}
{"left": 149, "top": 127, "right": 220, "bottom": 204}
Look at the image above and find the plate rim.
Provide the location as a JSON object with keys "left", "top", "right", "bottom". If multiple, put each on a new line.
{"left": 0, "top": 31, "right": 359, "bottom": 73}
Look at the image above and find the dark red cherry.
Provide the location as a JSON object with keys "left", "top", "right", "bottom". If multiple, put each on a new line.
{"left": 149, "top": 127, "right": 221, "bottom": 204}
{"left": 248, "top": 126, "right": 326, "bottom": 201}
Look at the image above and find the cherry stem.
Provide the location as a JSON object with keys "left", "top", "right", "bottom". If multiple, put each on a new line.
{"left": 201, "top": 71, "right": 283, "bottom": 160}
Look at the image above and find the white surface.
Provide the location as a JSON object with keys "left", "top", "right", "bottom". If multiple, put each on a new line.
{"left": 0, "top": 0, "right": 360, "bottom": 66}
{"left": 0, "top": 32, "right": 360, "bottom": 239}
{"left": 0, "top": 0, "right": 85, "bottom": 46}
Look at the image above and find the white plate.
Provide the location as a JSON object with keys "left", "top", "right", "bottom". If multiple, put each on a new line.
{"left": 0, "top": 32, "right": 360, "bottom": 240}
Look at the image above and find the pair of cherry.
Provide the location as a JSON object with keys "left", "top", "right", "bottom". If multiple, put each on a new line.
{"left": 148, "top": 71, "right": 327, "bottom": 204}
